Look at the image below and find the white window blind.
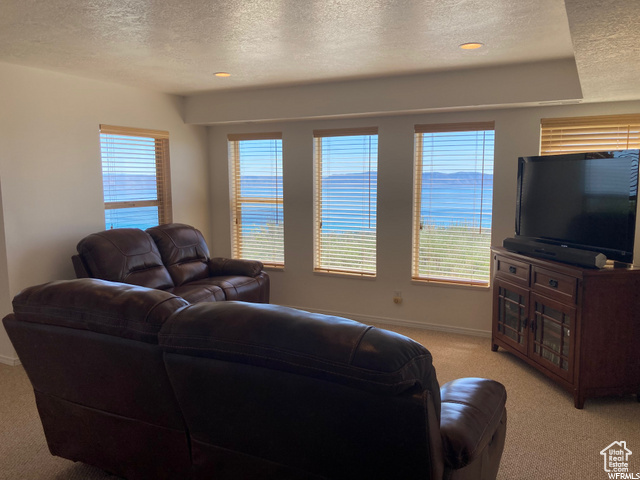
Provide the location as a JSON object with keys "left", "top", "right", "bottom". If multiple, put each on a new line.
{"left": 228, "top": 133, "right": 284, "bottom": 267}
{"left": 100, "top": 125, "right": 172, "bottom": 230}
{"left": 412, "top": 122, "right": 495, "bottom": 286}
{"left": 541, "top": 114, "right": 640, "bottom": 154}
{"left": 314, "top": 127, "right": 378, "bottom": 276}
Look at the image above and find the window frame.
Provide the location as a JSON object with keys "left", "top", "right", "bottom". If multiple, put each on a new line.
{"left": 313, "top": 127, "right": 378, "bottom": 277}
{"left": 412, "top": 122, "right": 495, "bottom": 287}
{"left": 228, "top": 132, "right": 284, "bottom": 268}
{"left": 99, "top": 124, "right": 172, "bottom": 229}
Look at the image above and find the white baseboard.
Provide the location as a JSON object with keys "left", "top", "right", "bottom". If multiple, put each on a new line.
{"left": 281, "top": 304, "right": 491, "bottom": 338}
{"left": 0, "top": 354, "right": 21, "bottom": 366}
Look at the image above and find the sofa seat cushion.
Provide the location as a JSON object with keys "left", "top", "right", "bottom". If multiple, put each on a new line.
{"left": 12, "top": 279, "right": 188, "bottom": 343}
{"left": 203, "top": 275, "right": 269, "bottom": 302}
{"left": 159, "top": 301, "right": 440, "bottom": 399}
{"left": 77, "top": 228, "right": 174, "bottom": 290}
{"left": 167, "top": 281, "right": 227, "bottom": 304}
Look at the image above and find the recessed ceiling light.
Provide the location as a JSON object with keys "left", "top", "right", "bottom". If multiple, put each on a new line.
{"left": 214, "top": 72, "right": 231, "bottom": 77}
{"left": 459, "top": 42, "right": 484, "bottom": 50}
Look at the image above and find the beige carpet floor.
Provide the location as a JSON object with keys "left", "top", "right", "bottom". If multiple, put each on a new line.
{"left": 1, "top": 324, "right": 638, "bottom": 480}
{"left": 382, "top": 325, "right": 640, "bottom": 480}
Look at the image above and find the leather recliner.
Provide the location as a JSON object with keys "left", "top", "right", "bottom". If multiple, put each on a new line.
{"left": 72, "top": 223, "right": 269, "bottom": 304}
{"left": 4, "top": 279, "right": 193, "bottom": 480}
{"left": 3, "top": 278, "right": 507, "bottom": 480}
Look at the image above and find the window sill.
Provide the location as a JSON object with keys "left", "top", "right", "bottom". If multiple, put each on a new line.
{"left": 411, "top": 277, "right": 490, "bottom": 290}
{"left": 313, "top": 269, "right": 376, "bottom": 280}
{"left": 263, "top": 264, "right": 285, "bottom": 272}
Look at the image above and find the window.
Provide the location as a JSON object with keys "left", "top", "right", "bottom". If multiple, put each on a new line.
{"left": 541, "top": 114, "right": 640, "bottom": 154}
{"left": 100, "top": 125, "right": 172, "bottom": 230}
{"left": 228, "top": 133, "right": 284, "bottom": 267}
{"left": 412, "top": 122, "right": 495, "bottom": 286}
{"left": 314, "top": 127, "right": 378, "bottom": 276}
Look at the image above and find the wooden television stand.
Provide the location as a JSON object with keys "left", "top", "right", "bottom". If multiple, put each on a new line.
{"left": 491, "top": 247, "right": 640, "bottom": 409}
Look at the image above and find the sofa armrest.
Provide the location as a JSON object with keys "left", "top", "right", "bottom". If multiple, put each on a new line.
{"left": 208, "top": 257, "right": 264, "bottom": 277}
{"left": 72, "top": 254, "right": 90, "bottom": 278}
{"left": 439, "top": 378, "right": 507, "bottom": 470}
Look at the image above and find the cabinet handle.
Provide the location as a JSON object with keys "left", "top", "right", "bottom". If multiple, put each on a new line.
{"left": 549, "top": 279, "right": 559, "bottom": 288}
{"left": 509, "top": 266, "right": 517, "bottom": 274}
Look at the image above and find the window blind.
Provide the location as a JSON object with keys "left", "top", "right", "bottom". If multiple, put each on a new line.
{"left": 313, "top": 127, "right": 378, "bottom": 276}
{"left": 228, "top": 133, "right": 284, "bottom": 267}
{"left": 100, "top": 125, "right": 172, "bottom": 230}
{"left": 412, "top": 122, "right": 495, "bottom": 285}
{"left": 541, "top": 114, "right": 640, "bottom": 154}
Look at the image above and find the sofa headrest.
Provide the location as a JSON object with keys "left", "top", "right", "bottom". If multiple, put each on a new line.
{"left": 146, "top": 223, "right": 210, "bottom": 286}
{"left": 76, "top": 228, "right": 174, "bottom": 290}
{"left": 159, "top": 302, "right": 439, "bottom": 398}
{"left": 12, "top": 279, "right": 189, "bottom": 344}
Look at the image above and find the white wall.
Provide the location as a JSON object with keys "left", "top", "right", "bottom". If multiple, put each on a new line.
{"left": 208, "top": 100, "right": 640, "bottom": 335}
{"left": 1, "top": 60, "right": 637, "bottom": 363}
{"left": 0, "top": 62, "right": 210, "bottom": 364}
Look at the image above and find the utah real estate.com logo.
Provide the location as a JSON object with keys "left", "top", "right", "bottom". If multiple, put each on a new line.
{"left": 601, "top": 441, "right": 640, "bottom": 479}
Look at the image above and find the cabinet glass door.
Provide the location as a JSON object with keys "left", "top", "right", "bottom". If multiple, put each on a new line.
{"left": 529, "top": 293, "right": 575, "bottom": 382}
{"left": 493, "top": 280, "right": 528, "bottom": 355}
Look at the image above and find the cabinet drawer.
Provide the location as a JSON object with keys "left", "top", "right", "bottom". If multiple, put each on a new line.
{"left": 532, "top": 266, "right": 577, "bottom": 304}
{"left": 495, "top": 255, "right": 530, "bottom": 286}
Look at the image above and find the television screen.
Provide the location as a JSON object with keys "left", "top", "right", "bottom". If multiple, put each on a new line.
{"left": 516, "top": 150, "right": 639, "bottom": 263}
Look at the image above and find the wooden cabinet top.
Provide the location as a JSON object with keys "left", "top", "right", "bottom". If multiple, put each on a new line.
{"left": 492, "top": 247, "right": 640, "bottom": 279}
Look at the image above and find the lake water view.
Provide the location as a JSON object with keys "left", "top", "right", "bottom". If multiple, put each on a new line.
{"left": 103, "top": 170, "right": 494, "bottom": 234}
{"left": 239, "top": 170, "right": 493, "bottom": 232}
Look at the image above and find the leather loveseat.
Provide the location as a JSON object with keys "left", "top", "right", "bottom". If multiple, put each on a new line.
{"left": 72, "top": 223, "right": 269, "bottom": 304}
{"left": 4, "top": 278, "right": 507, "bottom": 480}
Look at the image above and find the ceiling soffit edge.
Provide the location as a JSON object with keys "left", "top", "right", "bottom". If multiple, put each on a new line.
{"left": 185, "top": 59, "right": 583, "bottom": 125}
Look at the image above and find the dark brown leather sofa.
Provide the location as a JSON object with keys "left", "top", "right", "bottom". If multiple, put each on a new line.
{"left": 72, "top": 223, "right": 269, "bottom": 304}
{"left": 3, "top": 278, "right": 507, "bottom": 480}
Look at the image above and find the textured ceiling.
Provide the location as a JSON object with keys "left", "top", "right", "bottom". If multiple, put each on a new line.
{"left": 0, "top": 0, "right": 638, "bottom": 104}
{"left": 1, "top": 0, "right": 573, "bottom": 94}
{"left": 565, "top": 0, "right": 640, "bottom": 102}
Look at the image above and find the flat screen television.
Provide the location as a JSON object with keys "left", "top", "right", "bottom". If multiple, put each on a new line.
{"left": 515, "top": 150, "right": 639, "bottom": 264}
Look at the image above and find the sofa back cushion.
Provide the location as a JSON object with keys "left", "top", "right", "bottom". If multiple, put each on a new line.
{"left": 160, "top": 301, "right": 440, "bottom": 402}
{"left": 146, "top": 223, "right": 211, "bottom": 286}
{"left": 12, "top": 278, "right": 188, "bottom": 343}
{"left": 77, "top": 228, "right": 174, "bottom": 290}
{"left": 160, "top": 301, "right": 443, "bottom": 479}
